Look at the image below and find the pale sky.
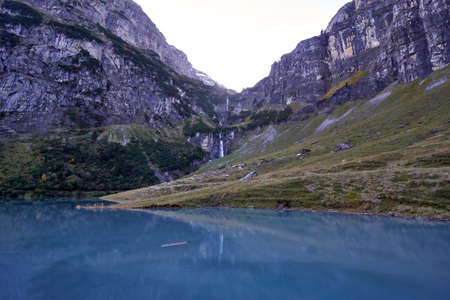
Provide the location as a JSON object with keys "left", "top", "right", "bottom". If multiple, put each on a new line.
{"left": 134, "top": 0, "right": 350, "bottom": 91}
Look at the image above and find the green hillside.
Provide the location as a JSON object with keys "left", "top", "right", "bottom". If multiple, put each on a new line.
{"left": 103, "top": 66, "right": 450, "bottom": 220}
{"left": 0, "top": 125, "right": 204, "bottom": 198}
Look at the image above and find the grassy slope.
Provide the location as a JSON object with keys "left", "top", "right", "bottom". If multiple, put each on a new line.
{"left": 103, "top": 67, "right": 450, "bottom": 220}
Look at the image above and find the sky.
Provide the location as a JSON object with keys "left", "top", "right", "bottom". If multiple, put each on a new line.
{"left": 134, "top": 0, "right": 349, "bottom": 91}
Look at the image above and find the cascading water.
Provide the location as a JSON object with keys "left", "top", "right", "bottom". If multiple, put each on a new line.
{"left": 217, "top": 98, "right": 229, "bottom": 159}
{"left": 219, "top": 132, "right": 224, "bottom": 158}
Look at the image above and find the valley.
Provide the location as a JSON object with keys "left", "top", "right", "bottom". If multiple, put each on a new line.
{"left": 0, "top": 0, "right": 449, "bottom": 219}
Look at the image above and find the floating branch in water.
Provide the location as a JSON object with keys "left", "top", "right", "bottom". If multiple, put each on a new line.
{"left": 161, "top": 241, "right": 190, "bottom": 248}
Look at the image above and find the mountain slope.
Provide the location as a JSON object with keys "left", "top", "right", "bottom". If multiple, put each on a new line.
{"left": 103, "top": 0, "right": 450, "bottom": 220}
{"left": 234, "top": 0, "right": 449, "bottom": 112}
{"left": 0, "top": 0, "right": 228, "bottom": 197}
{"left": 22, "top": 0, "right": 214, "bottom": 84}
{"left": 104, "top": 65, "right": 450, "bottom": 220}
{"left": 0, "top": 0, "right": 225, "bottom": 136}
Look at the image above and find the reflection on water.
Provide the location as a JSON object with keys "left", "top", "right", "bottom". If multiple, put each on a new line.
{"left": 0, "top": 199, "right": 449, "bottom": 300}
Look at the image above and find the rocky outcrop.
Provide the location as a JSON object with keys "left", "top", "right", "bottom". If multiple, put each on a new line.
{"left": 186, "top": 129, "right": 238, "bottom": 160}
{"left": 22, "top": 0, "right": 215, "bottom": 84}
{"left": 0, "top": 0, "right": 225, "bottom": 136}
{"left": 236, "top": 0, "right": 449, "bottom": 109}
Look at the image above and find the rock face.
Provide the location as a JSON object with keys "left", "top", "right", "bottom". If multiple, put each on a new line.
{"left": 237, "top": 0, "right": 450, "bottom": 109}
{"left": 25, "top": 0, "right": 215, "bottom": 84}
{"left": 0, "top": 0, "right": 223, "bottom": 137}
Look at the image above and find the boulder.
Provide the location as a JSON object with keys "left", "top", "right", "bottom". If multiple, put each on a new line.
{"left": 334, "top": 143, "right": 352, "bottom": 152}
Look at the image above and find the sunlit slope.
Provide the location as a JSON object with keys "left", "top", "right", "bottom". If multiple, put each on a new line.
{"left": 103, "top": 67, "right": 450, "bottom": 220}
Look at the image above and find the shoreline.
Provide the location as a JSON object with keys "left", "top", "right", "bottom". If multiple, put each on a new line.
{"left": 84, "top": 198, "right": 450, "bottom": 223}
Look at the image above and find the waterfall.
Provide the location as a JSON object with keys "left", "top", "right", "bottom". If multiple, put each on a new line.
{"left": 217, "top": 98, "right": 228, "bottom": 159}
{"left": 219, "top": 132, "right": 224, "bottom": 158}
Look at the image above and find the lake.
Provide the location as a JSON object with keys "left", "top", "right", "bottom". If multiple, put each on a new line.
{"left": 0, "top": 199, "right": 449, "bottom": 300}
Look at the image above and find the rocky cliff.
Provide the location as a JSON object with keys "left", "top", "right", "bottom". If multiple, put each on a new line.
{"left": 25, "top": 0, "right": 215, "bottom": 84}
{"left": 0, "top": 0, "right": 223, "bottom": 138}
{"left": 236, "top": 0, "right": 449, "bottom": 111}
{"left": 0, "top": 0, "right": 230, "bottom": 197}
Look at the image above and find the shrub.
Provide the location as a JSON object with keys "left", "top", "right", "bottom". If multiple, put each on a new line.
{"left": 59, "top": 49, "right": 102, "bottom": 73}
{"left": 277, "top": 106, "right": 293, "bottom": 122}
{"left": 49, "top": 21, "right": 103, "bottom": 43}
{"left": 141, "top": 139, "right": 204, "bottom": 172}
{"left": 245, "top": 106, "right": 293, "bottom": 129}
{"left": 0, "top": 1, "right": 42, "bottom": 28}
{"left": 0, "top": 12, "right": 41, "bottom": 27}
{"left": 247, "top": 109, "right": 278, "bottom": 129}
{"left": 322, "top": 70, "right": 369, "bottom": 100}
{"left": 183, "top": 118, "right": 216, "bottom": 136}
{"left": 0, "top": 30, "right": 20, "bottom": 48}
{"left": 2, "top": 1, "right": 41, "bottom": 20}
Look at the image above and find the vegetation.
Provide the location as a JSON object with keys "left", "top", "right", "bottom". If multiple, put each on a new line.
{"left": 322, "top": 70, "right": 369, "bottom": 100}
{"left": 0, "top": 12, "right": 41, "bottom": 28}
{"left": 183, "top": 118, "right": 217, "bottom": 136}
{"left": 2, "top": 1, "right": 41, "bottom": 19}
{"left": 0, "top": 29, "right": 20, "bottom": 48}
{"left": 59, "top": 49, "right": 102, "bottom": 73}
{"left": 96, "top": 23, "right": 184, "bottom": 98}
{"left": 49, "top": 21, "right": 103, "bottom": 43}
{"left": 228, "top": 111, "right": 252, "bottom": 123}
{"left": 245, "top": 106, "right": 294, "bottom": 129}
{"left": 0, "top": 126, "right": 205, "bottom": 198}
{"left": 141, "top": 139, "right": 204, "bottom": 172}
{"left": 103, "top": 66, "right": 450, "bottom": 220}
{"left": 0, "top": 1, "right": 42, "bottom": 27}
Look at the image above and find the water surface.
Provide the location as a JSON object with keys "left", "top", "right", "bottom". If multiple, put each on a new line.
{"left": 1, "top": 199, "right": 449, "bottom": 299}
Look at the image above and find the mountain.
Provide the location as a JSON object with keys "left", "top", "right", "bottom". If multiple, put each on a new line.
{"left": 0, "top": 0, "right": 223, "bottom": 136}
{"left": 25, "top": 0, "right": 215, "bottom": 84}
{"left": 235, "top": 0, "right": 449, "bottom": 112}
{"left": 1, "top": 0, "right": 449, "bottom": 219}
{"left": 102, "top": 0, "right": 450, "bottom": 220}
{"left": 106, "top": 55, "right": 450, "bottom": 221}
{"left": 0, "top": 0, "right": 228, "bottom": 197}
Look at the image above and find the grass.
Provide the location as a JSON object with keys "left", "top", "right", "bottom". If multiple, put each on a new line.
{"left": 102, "top": 66, "right": 450, "bottom": 220}
{"left": 322, "top": 70, "right": 369, "bottom": 100}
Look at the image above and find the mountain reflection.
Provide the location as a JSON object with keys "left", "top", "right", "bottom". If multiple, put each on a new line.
{"left": 1, "top": 200, "right": 449, "bottom": 300}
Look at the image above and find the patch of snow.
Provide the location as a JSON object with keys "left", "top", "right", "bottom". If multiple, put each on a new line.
{"left": 425, "top": 77, "right": 447, "bottom": 92}
{"left": 369, "top": 91, "right": 391, "bottom": 106}
{"left": 314, "top": 108, "right": 354, "bottom": 134}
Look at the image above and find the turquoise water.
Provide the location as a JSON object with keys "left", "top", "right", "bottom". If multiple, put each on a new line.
{"left": 0, "top": 199, "right": 449, "bottom": 300}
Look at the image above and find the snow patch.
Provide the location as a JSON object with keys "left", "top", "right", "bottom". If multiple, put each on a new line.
{"left": 425, "top": 78, "right": 447, "bottom": 92}
{"left": 369, "top": 91, "right": 391, "bottom": 106}
{"left": 315, "top": 108, "right": 354, "bottom": 134}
